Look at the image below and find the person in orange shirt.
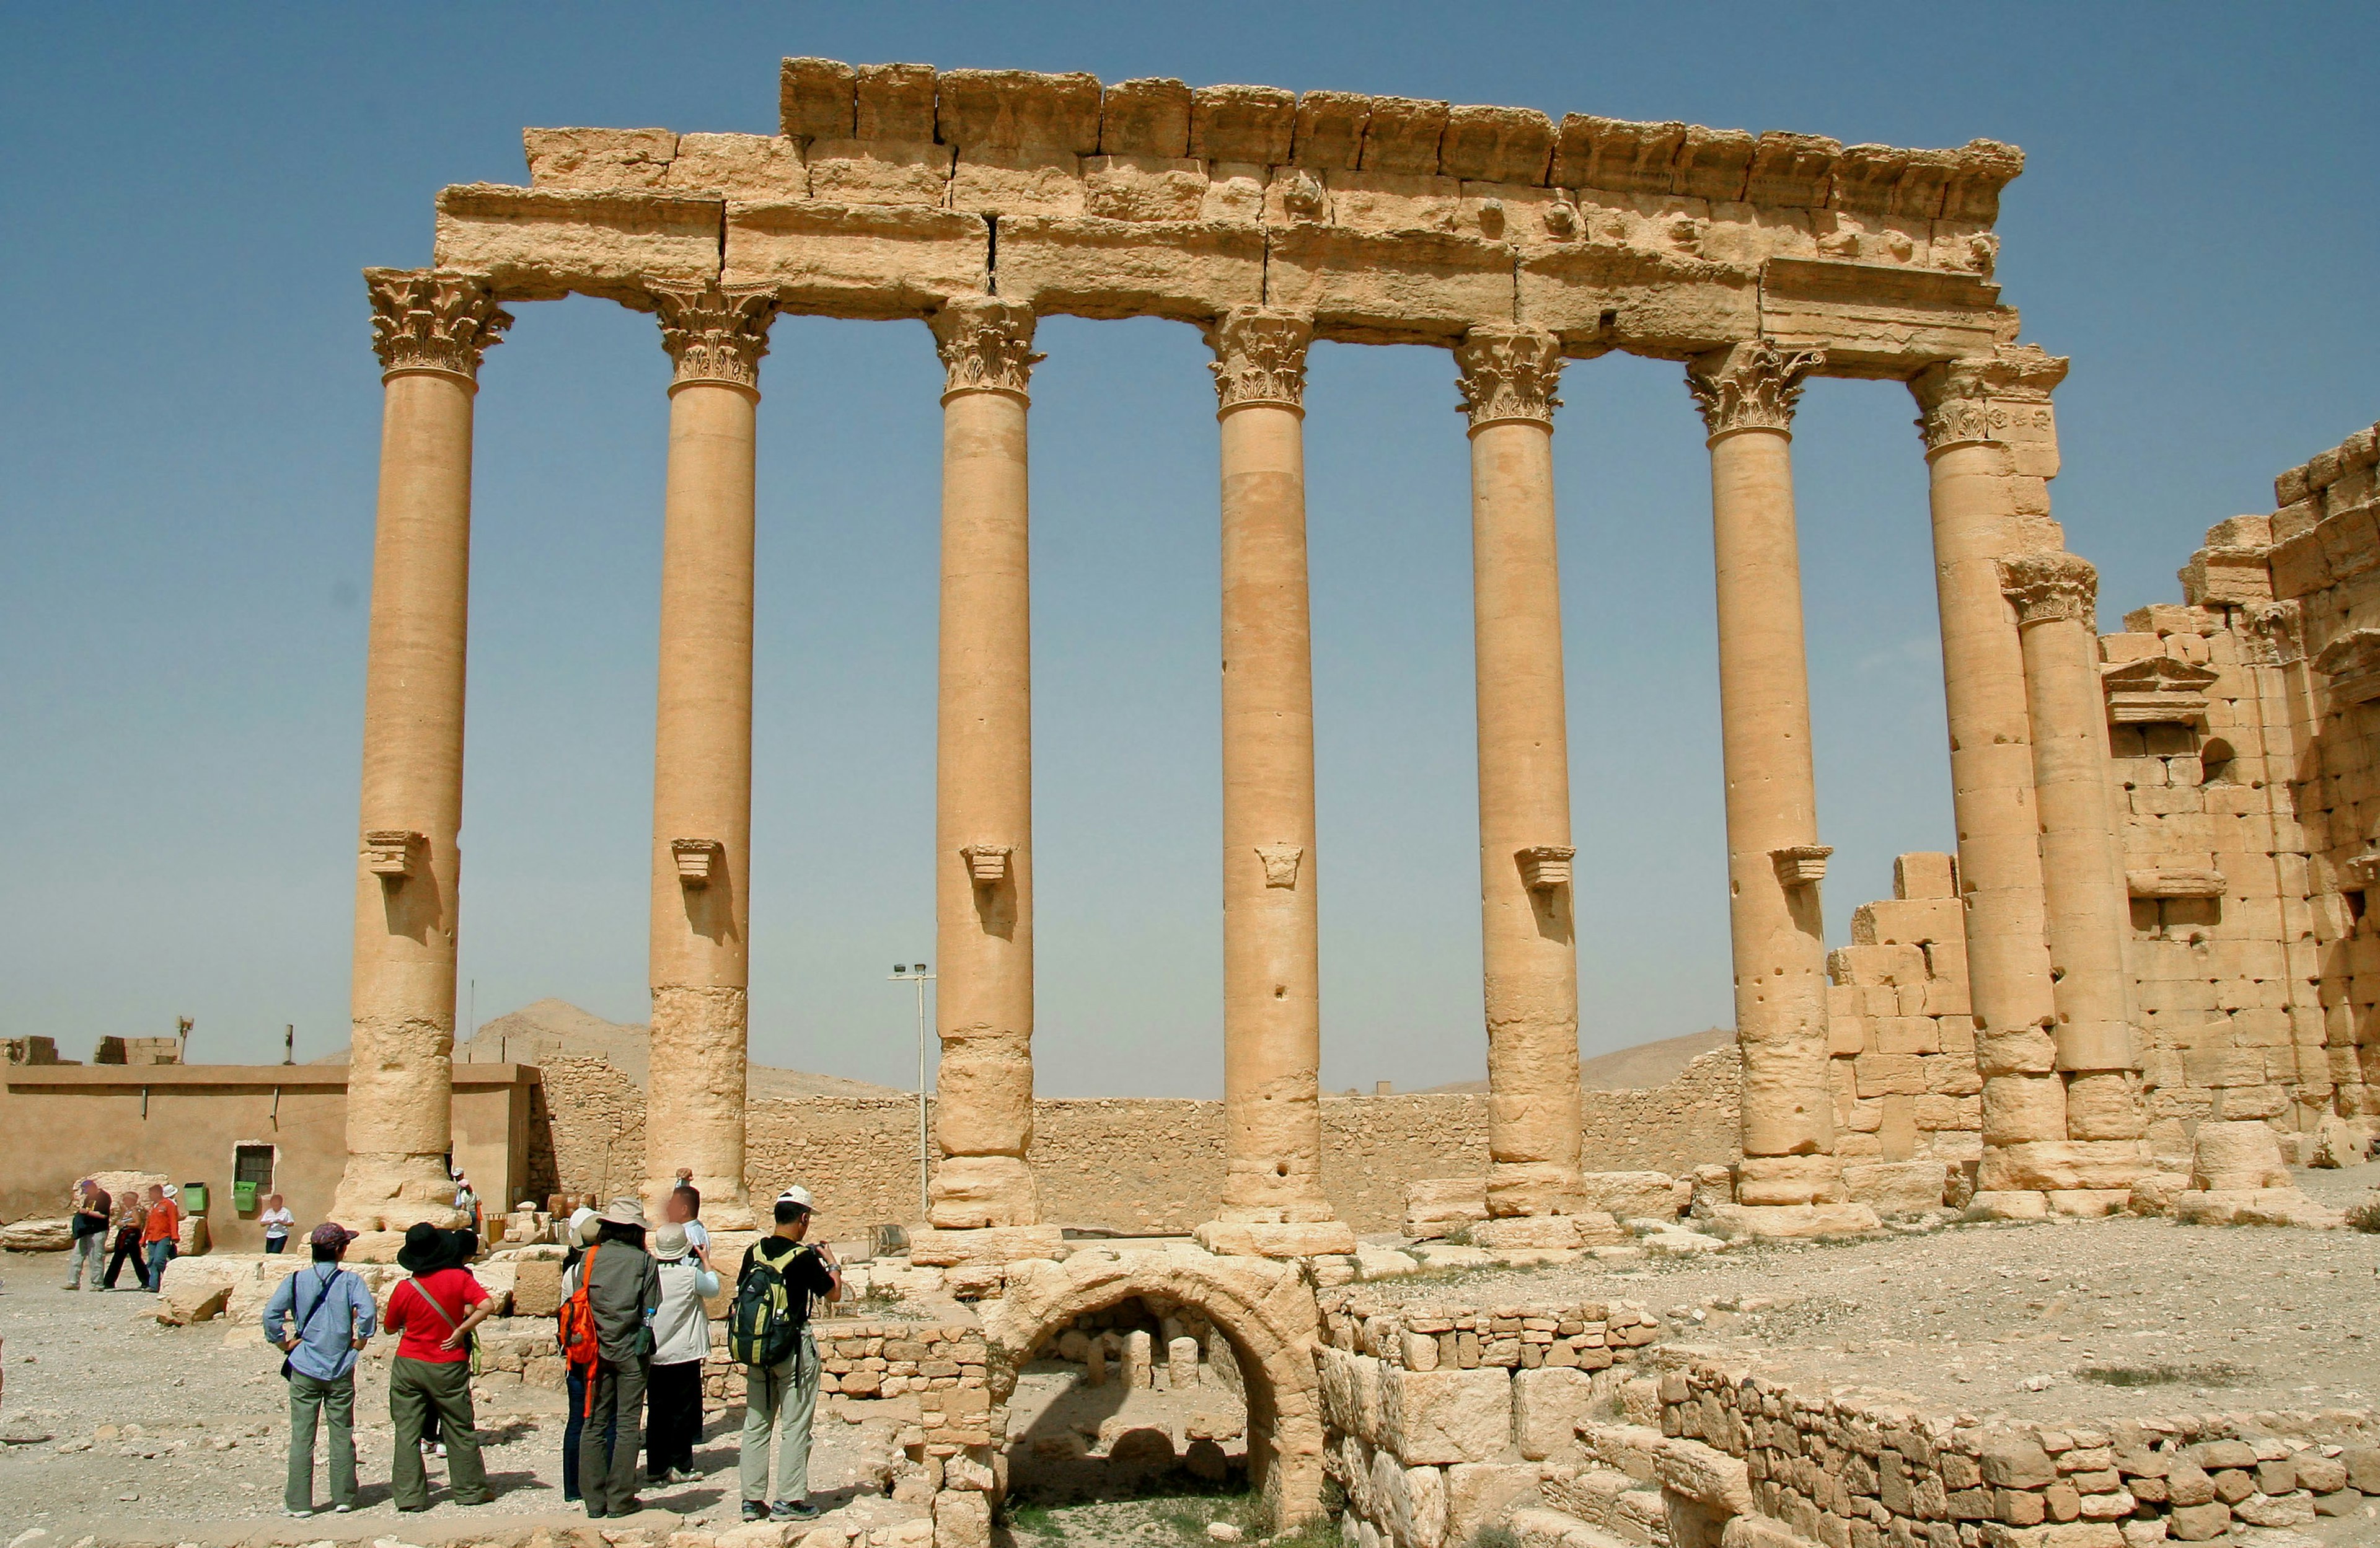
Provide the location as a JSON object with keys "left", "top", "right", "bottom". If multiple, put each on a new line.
{"left": 138, "top": 1184, "right": 181, "bottom": 1293}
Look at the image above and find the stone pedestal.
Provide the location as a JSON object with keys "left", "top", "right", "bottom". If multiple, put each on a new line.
{"left": 929, "top": 297, "right": 1042, "bottom": 1229}
{"left": 645, "top": 283, "right": 776, "bottom": 1230}
{"left": 1912, "top": 350, "right": 2069, "bottom": 1200}
{"left": 1457, "top": 327, "right": 1586, "bottom": 1221}
{"left": 1202, "top": 308, "right": 1344, "bottom": 1246}
{"left": 1688, "top": 342, "right": 1839, "bottom": 1203}
{"left": 335, "top": 269, "right": 509, "bottom": 1232}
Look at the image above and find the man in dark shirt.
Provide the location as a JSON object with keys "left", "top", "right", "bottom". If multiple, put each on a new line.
{"left": 66, "top": 1181, "right": 110, "bottom": 1290}
{"left": 737, "top": 1186, "right": 840, "bottom": 1523}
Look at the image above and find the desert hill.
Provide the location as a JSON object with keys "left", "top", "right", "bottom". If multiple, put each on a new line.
{"left": 1421, "top": 1026, "right": 1734, "bottom": 1094}
{"left": 316, "top": 997, "right": 907, "bottom": 1101}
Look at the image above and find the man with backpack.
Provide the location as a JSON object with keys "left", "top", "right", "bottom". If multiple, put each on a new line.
{"left": 260, "top": 1222, "right": 377, "bottom": 1517}
{"left": 734, "top": 1185, "right": 841, "bottom": 1523}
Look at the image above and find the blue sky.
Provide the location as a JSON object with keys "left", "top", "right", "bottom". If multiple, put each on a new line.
{"left": 3, "top": 5, "right": 2375, "bottom": 1095}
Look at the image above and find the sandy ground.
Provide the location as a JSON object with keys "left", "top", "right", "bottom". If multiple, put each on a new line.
{"left": 1357, "top": 1160, "right": 2380, "bottom": 1433}
{"left": 0, "top": 1270, "right": 916, "bottom": 1545}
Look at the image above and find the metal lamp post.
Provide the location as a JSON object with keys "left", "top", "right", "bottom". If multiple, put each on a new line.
{"left": 890, "top": 963, "right": 935, "bottom": 1218}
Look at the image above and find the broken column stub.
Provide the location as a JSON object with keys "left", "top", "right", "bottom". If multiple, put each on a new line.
{"left": 335, "top": 270, "right": 509, "bottom": 1233}
{"left": 929, "top": 296, "right": 1043, "bottom": 1230}
{"left": 1197, "top": 306, "right": 1352, "bottom": 1259}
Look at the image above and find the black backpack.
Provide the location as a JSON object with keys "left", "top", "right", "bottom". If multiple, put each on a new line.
{"left": 728, "top": 1246, "right": 808, "bottom": 1367}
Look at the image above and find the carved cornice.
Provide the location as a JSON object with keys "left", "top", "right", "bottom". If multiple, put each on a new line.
{"left": 651, "top": 283, "right": 778, "bottom": 391}
{"left": 930, "top": 296, "right": 1042, "bottom": 402}
{"left": 365, "top": 269, "right": 511, "bottom": 384}
{"left": 1685, "top": 340, "right": 1823, "bottom": 441}
{"left": 1454, "top": 327, "right": 1564, "bottom": 431}
{"left": 1999, "top": 552, "right": 2099, "bottom": 630}
{"left": 1206, "top": 308, "right": 1312, "bottom": 414}
{"left": 1910, "top": 343, "right": 2068, "bottom": 454}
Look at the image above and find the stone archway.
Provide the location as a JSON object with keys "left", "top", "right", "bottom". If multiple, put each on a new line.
{"left": 979, "top": 1250, "right": 1330, "bottom": 1526}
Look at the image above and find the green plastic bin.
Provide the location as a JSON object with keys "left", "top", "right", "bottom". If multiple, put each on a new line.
{"left": 231, "top": 1181, "right": 258, "bottom": 1213}
{"left": 181, "top": 1182, "right": 208, "bottom": 1214}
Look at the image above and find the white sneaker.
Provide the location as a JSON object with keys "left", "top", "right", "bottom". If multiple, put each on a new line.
{"left": 333, "top": 1504, "right": 355, "bottom": 1514}
{"left": 435, "top": 1442, "right": 447, "bottom": 1459}
{"left": 284, "top": 1507, "right": 315, "bottom": 1518}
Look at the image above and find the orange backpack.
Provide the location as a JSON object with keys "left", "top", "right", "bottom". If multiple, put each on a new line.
{"left": 557, "top": 1242, "right": 601, "bottom": 1371}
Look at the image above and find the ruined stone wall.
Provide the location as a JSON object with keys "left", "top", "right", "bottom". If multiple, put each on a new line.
{"left": 1824, "top": 852, "right": 1986, "bottom": 1172}
{"left": 2099, "top": 416, "right": 2380, "bottom": 1164}
{"left": 540, "top": 1062, "right": 1739, "bottom": 1232}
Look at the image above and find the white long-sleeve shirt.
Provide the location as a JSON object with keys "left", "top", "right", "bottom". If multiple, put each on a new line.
{"left": 651, "top": 1257, "right": 720, "bottom": 1365}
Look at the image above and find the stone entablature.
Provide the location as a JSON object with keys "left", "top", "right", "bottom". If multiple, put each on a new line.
{"left": 430, "top": 58, "right": 2019, "bottom": 369}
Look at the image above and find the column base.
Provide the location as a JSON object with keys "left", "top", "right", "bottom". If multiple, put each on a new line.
{"left": 1965, "top": 1190, "right": 2050, "bottom": 1221}
{"left": 1193, "top": 1220, "right": 1357, "bottom": 1258}
{"left": 1734, "top": 1153, "right": 1847, "bottom": 1207}
{"left": 907, "top": 1224, "right": 1066, "bottom": 1266}
{"left": 927, "top": 1154, "right": 1042, "bottom": 1229}
{"left": 328, "top": 1153, "right": 469, "bottom": 1234}
{"left": 1470, "top": 1212, "right": 1623, "bottom": 1251}
{"left": 1976, "top": 1139, "right": 2150, "bottom": 1193}
{"left": 1702, "top": 1202, "right": 1881, "bottom": 1239}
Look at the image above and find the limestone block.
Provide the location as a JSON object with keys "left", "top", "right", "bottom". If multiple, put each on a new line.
{"left": 2170, "top": 1187, "right": 2342, "bottom": 1228}
{"left": 932, "top": 1489, "right": 992, "bottom": 1548}
{"left": 1841, "top": 1159, "right": 1948, "bottom": 1216}
{"left": 1755, "top": 256, "right": 2008, "bottom": 373}
{"left": 434, "top": 184, "right": 723, "bottom": 304}
{"left": 1269, "top": 224, "right": 1514, "bottom": 343}
{"left": 1080, "top": 155, "right": 1209, "bottom": 221}
{"left": 804, "top": 140, "right": 954, "bottom": 206}
{"left": 1167, "top": 1335, "right": 1200, "bottom": 1390}
{"left": 1473, "top": 1213, "right": 1621, "bottom": 1251}
{"left": 1517, "top": 243, "right": 1758, "bottom": 354}
{"left": 1512, "top": 1367, "right": 1597, "bottom": 1461}
{"left": 1651, "top": 1435, "right": 1752, "bottom": 1516}
{"left": 524, "top": 126, "right": 678, "bottom": 190}
{"left": 1441, "top": 105, "right": 1556, "bottom": 185}
{"left": 0, "top": 1217, "right": 73, "bottom": 1252}
{"left": 1194, "top": 1218, "right": 1358, "bottom": 1257}
{"left": 1188, "top": 83, "right": 1295, "bottom": 164}
{"left": 935, "top": 69, "right": 1101, "bottom": 154}
{"left": 2190, "top": 1119, "right": 2290, "bottom": 1190}
{"left": 1097, "top": 77, "right": 1191, "bottom": 158}
{"left": 855, "top": 63, "right": 936, "bottom": 141}
{"left": 951, "top": 146, "right": 1086, "bottom": 217}
{"left": 1403, "top": 1177, "right": 1489, "bottom": 1240}
{"left": 1373, "top": 1451, "right": 1449, "bottom": 1548}
{"left": 513, "top": 1258, "right": 563, "bottom": 1318}
{"left": 1701, "top": 1202, "right": 1880, "bottom": 1239}
{"left": 1445, "top": 1462, "right": 1540, "bottom": 1542}
{"left": 1895, "top": 851, "right": 1959, "bottom": 900}
{"left": 992, "top": 216, "right": 1263, "bottom": 321}
{"left": 1380, "top": 1366, "right": 1514, "bottom": 1466}
{"left": 905, "top": 1225, "right": 1062, "bottom": 1265}
{"left": 1735, "top": 1155, "right": 1846, "bottom": 1205}
{"left": 725, "top": 203, "right": 986, "bottom": 319}
{"left": 2311, "top": 1113, "right": 2367, "bottom": 1167}
{"left": 665, "top": 133, "right": 805, "bottom": 200}
{"left": 1576, "top": 1172, "right": 1679, "bottom": 1222}
{"left": 1979, "top": 1140, "right": 2146, "bottom": 1192}
{"left": 1853, "top": 897, "right": 1963, "bottom": 946}
{"left": 778, "top": 57, "right": 857, "bottom": 141}
{"left": 154, "top": 1256, "right": 242, "bottom": 1324}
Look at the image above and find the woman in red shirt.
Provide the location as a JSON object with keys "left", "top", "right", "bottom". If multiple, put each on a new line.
{"left": 382, "top": 1223, "right": 496, "bottom": 1510}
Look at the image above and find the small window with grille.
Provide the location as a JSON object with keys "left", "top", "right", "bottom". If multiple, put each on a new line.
{"left": 234, "top": 1144, "right": 275, "bottom": 1192}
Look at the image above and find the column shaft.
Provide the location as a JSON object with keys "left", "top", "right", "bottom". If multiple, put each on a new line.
{"left": 336, "top": 270, "right": 508, "bottom": 1233}
{"left": 930, "top": 298, "right": 1041, "bottom": 1229}
{"left": 646, "top": 284, "right": 774, "bottom": 1229}
{"left": 1690, "top": 342, "right": 1839, "bottom": 1205}
{"left": 1458, "top": 328, "right": 1584, "bottom": 1223}
{"left": 1916, "top": 350, "right": 2073, "bottom": 1192}
{"left": 1211, "top": 312, "right": 1342, "bottom": 1241}
{"left": 2006, "top": 555, "right": 2146, "bottom": 1153}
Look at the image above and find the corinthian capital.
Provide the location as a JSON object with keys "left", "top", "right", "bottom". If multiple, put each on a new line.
{"left": 1686, "top": 340, "right": 1823, "bottom": 441}
{"left": 651, "top": 283, "right": 778, "bottom": 391}
{"left": 1910, "top": 343, "right": 2069, "bottom": 454}
{"left": 1453, "top": 327, "right": 1564, "bottom": 431}
{"left": 930, "top": 296, "right": 1042, "bottom": 402}
{"left": 366, "top": 269, "right": 511, "bottom": 383}
{"left": 1999, "top": 552, "right": 2099, "bottom": 629}
{"left": 1205, "top": 308, "right": 1311, "bottom": 413}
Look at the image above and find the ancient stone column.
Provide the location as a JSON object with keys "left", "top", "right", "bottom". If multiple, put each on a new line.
{"left": 2002, "top": 553, "right": 2148, "bottom": 1164}
{"left": 1457, "top": 326, "right": 1594, "bottom": 1243}
{"left": 1686, "top": 341, "right": 1843, "bottom": 1207}
{"left": 645, "top": 283, "right": 777, "bottom": 1230}
{"left": 1196, "top": 308, "right": 1354, "bottom": 1259}
{"left": 927, "top": 297, "right": 1042, "bottom": 1230}
{"left": 334, "top": 269, "right": 509, "bottom": 1234}
{"left": 1911, "top": 349, "right": 2078, "bottom": 1200}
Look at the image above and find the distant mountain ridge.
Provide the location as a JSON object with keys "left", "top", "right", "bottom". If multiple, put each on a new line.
{"left": 315, "top": 996, "right": 907, "bottom": 1101}
{"left": 1421, "top": 1026, "right": 1734, "bottom": 1094}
